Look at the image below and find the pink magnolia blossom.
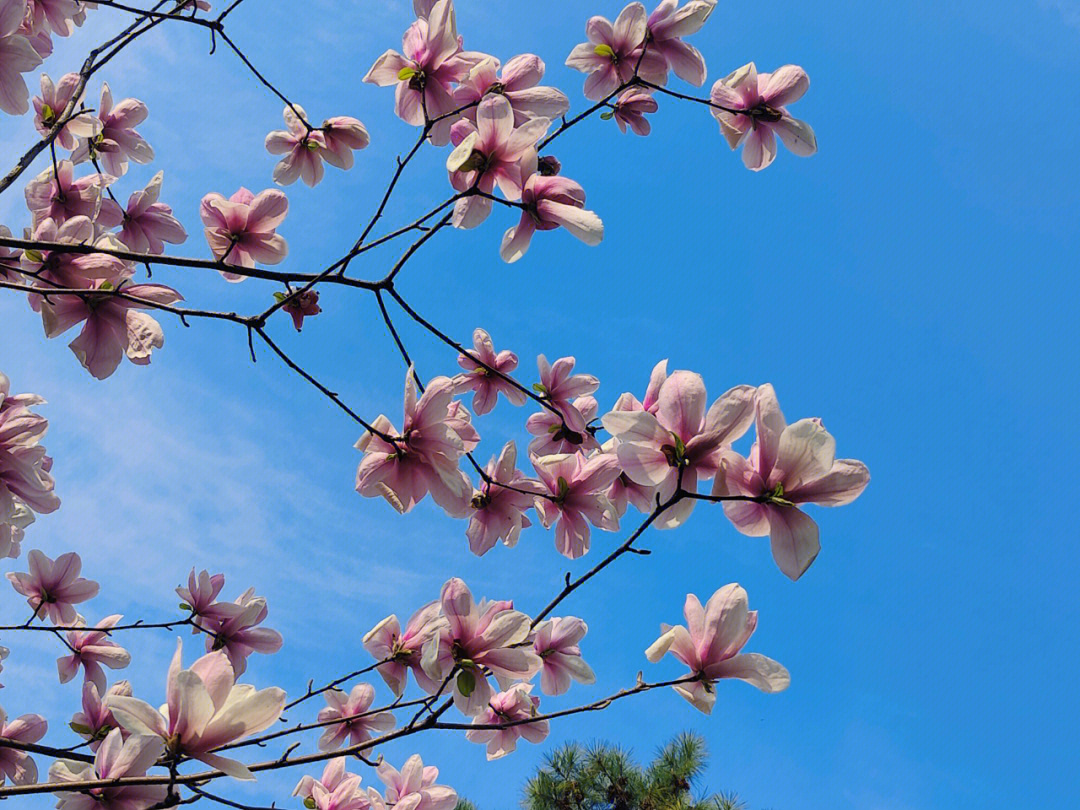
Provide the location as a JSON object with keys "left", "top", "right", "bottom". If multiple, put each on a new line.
{"left": 354, "top": 369, "right": 476, "bottom": 517}
{"left": 25, "top": 0, "right": 82, "bottom": 39}
{"left": 24, "top": 160, "right": 108, "bottom": 226}
{"left": 176, "top": 568, "right": 243, "bottom": 630}
{"left": 265, "top": 104, "right": 327, "bottom": 187}
{"left": 294, "top": 758, "right": 367, "bottom": 806}
{"left": 19, "top": 216, "right": 129, "bottom": 291}
{"left": 466, "top": 682, "right": 549, "bottom": 760}
{"left": 535, "top": 354, "right": 599, "bottom": 432}
{"left": 452, "top": 327, "right": 526, "bottom": 415}
{"left": 533, "top": 452, "right": 620, "bottom": 559}
{"left": 199, "top": 187, "right": 289, "bottom": 277}
{"left": 611, "top": 357, "right": 667, "bottom": 414}
{"left": 532, "top": 616, "right": 596, "bottom": 696}
{"left": 39, "top": 279, "right": 181, "bottom": 380}
{"left": 70, "top": 82, "right": 153, "bottom": 177}
{"left": 601, "top": 370, "right": 756, "bottom": 528}
{"left": 420, "top": 578, "right": 541, "bottom": 716}
{"left": 0, "top": 371, "right": 59, "bottom": 547}
{"left": 526, "top": 395, "right": 601, "bottom": 456}
{"left": 7, "top": 549, "right": 98, "bottom": 624}
{"left": 32, "top": 72, "right": 99, "bottom": 150}
{"left": 56, "top": 614, "right": 131, "bottom": 691}
{"left": 362, "top": 0, "right": 486, "bottom": 146}
{"left": 279, "top": 289, "right": 321, "bottom": 331}
{"left": 466, "top": 441, "right": 540, "bottom": 556}
{"left": 116, "top": 170, "right": 187, "bottom": 254}
{"left": 0, "top": 0, "right": 42, "bottom": 115}
{"left": 0, "top": 704, "right": 46, "bottom": 785}
{"left": 499, "top": 173, "right": 603, "bottom": 263}
{"left": 49, "top": 728, "right": 166, "bottom": 810}
{"left": 363, "top": 601, "right": 446, "bottom": 697}
{"left": 611, "top": 87, "right": 657, "bottom": 135}
{"left": 0, "top": 501, "right": 32, "bottom": 559}
{"left": 376, "top": 754, "right": 457, "bottom": 810}
{"left": 316, "top": 683, "right": 395, "bottom": 751}
{"left": 645, "top": 583, "right": 789, "bottom": 713}
{"left": 319, "top": 116, "right": 370, "bottom": 170}
{"left": 69, "top": 680, "right": 130, "bottom": 750}
{"left": 446, "top": 94, "right": 549, "bottom": 228}
{"left": 709, "top": 62, "right": 817, "bottom": 171}
{"left": 711, "top": 383, "right": 870, "bottom": 580}
{"left": 453, "top": 54, "right": 570, "bottom": 126}
{"left": 199, "top": 588, "right": 282, "bottom": 676}
{"left": 645, "top": 0, "right": 716, "bottom": 86}
{"left": 106, "top": 638, "right": 287, "bottom": 780}
{"left": 564, "top": 2, "right": 668, "bottom": 100}
{"left": 605, "top": 465, "right": 658, "bottom": 518}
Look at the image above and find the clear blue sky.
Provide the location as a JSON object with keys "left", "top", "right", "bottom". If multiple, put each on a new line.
{"left": 1, "top": 1, "right": 1078, "bottom": 808}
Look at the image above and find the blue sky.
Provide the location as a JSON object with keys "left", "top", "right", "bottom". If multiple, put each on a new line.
{"left": 2, "top": 0, "right": 1078, "bottom": 808}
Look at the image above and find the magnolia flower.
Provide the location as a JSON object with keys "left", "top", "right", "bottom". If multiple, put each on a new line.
{"left": 0, "top": 704, "right": 46, "bottom": 785}
{"left": 7, "top": 550, "right": 98, "bottom": 624}
{"left": 421, "top": 578, "right": 541, "bottom": 716}
{"left": 532, "top": 452, "right": 620, "bottom": 559}
{"left": 500, "top": 173, "right": 603, "bottom": 263}
{"left": 453, "top": 55, "right": 569, "bottom": 126}
{"left": 199, "top": 588, "right": 282, "bottom": 676}
{"left": 69, "top": 680, "right": 131, "bottom": 750}
{"left": 446, "top": 95, "right": 549, "bottom": 228}
{"left": 0, "top": 371, "right": 59, "bottom": 543}
{"left": 535, "top": 354, "right": 599, "bottom": 432}
{"left": 32, "top": 72, "right": 99, "bottom": 150}
{"left": 199, "top": 187, "right": 289, "bottom": 276}
{"left": 26, "top": 0, "right": 83, "bottom": 39}
{"left": 611, "top": 87, "right": 657, "bottom": 135}
{"left": 176, "top": 569, "right": 242, "bottom": 630}
{"left": 39, "top": 279, "right": 181, "bottom": 380}
{"left": 532, "top": 616, "right": 596, "bottom": 696}
{"left": 279, "top": 289, "right": 321, "bottom": 331}
{"left": 362, "top": 0, "right": 486, "bottom": 145}
{"left": 0, "top": 0, "right": 42, "bottom": 115}
{"left": 319, "top": 116, "right": 370, "bottom": 169}
{"left": 645, "top": 0, "right": 716, "bottom": 86}
{"left": 24, "top": 160, "right": 107, "bottom": 226}
{"left": 363, "top": 602, "right": 446, "bottom": 696}
{"left": 49, "top": 729, "right": 166, "bottom": 810}
{"left": 354, "top": 369, "right": 476, "bottom": 518}
{"left": 106, "top": 638, "right": 287, "bottom": 779}
{"left": 709, "top": 63, "right": 817, "bottom": 171}
{"left": 293, "top": 758, "right": 367, "bottom": 805}
{"left": 466, "top": 441, "right": 540, "bottom": 556}
{"left": 0, "top": 501, "right": 31, "bottom": 559}
{"left": 19, "top": 216, "right": 129, "bottom": 290}
{"left": 71, "top": 82, "right": 153, "bottom": 177}
{"left": 265, "top": 105, "right": 327, "bottom": 187}
{"left": 712, "top": 383, "right": 870, "bottom": 580}
{"left": 601, "top": 371, "right": 756, "bottom": 528}
{"left": 453, "top": 327, "right": 526, "bottom": 415}
{"left": 115, "top": 171, "right": 187, "bottom": 254}
{"left": 645, "top": 584, "right": 789, "bottom": 713}
{"left": 376, "top": 754, "right": 457, "bottom": 810}
{"left": 316, "top": 683, "right": 395, "bottom": 751}
{"left": 565, "top": 2, "right": 667, "bottom": 100}
{"left": 466, "top": 682, "right": 549, "bottom": 760}
{"left": 526, "top": 395, "right": 601, "bottom": 456}
{"left": 612, "top": 358, "right": 667, "bottom": 414}
{"left": 56, "top": 614, "right": 131, "bottom": 691}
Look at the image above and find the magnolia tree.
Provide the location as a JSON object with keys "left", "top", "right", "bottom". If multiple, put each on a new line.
{"left": 0, "top": 0, "right": 867, "bottom": 808}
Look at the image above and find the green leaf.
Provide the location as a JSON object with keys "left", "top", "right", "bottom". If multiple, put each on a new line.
{"left": 594, "top": 43, "right": 616, "bottom": 58}
{"left": 273, "top": 291, "right": 288, "bottom": 302}
{"left": 178, "top": 602, "right": 192, "bottom": 611}
{"left": 457, "top": 669, "right": 477, "bottom": 697}
{"left": 600, "top": 111, "right": 614, "bottom": 120}
{"left": 68, "top": 722, "right": 93, "bottom": 735}
{"left": 24, "top": 249, "right": 44, "bottom": 263}
{"left": 303, "top": 798, "right": 317, "bottom": 809}
{"left": 397, "top": 66, "right": 418, "bottom": 81}
{"left": 532, "top": 383, "right": 547, "bottom": 394}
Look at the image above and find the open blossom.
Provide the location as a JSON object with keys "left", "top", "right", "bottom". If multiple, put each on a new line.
{"left": 26, "top": 0, "right": 83, "bottom": 40}
{"left": 611, "top": 87, "right": 657, "bottom": 135}
{"left": 49, "top": 729, "right": 166, "bottom": 810}
{"left": 364, "top": 601, "right": 446, "bottom": 696}
{"left": 316, "top": 683, "right": 395, "bottom": 751}
{"left": 709, "top": 63, "right": 817, "bottom": 171}
{"left": 565, "top": 2, "right": 668, "bottom": 100}
{"left": 645, "top": 0, "right": 716, "bottom": 86}
{"left": 32, "top": 72, "right": 99, "bottom": 150}
{"left": 533, "top": 452, "right": 620, "bottom": 559}
{"left": 466, "top": 441, "right": 540, "bottom": 556}
{"left": 0, "top": 704, "right": 47, "bottom": 785}
{"left": 7, "top": 550, "right": 98, "bottom": 624}
{"left": 453, "top": 55, "right": 569, "bottom": 126}
{"left": 56, "top": 614, "right": 131, "bottom": 691}
{"left": 532, "top": 616, "right": 596, "bottom": 696}
{"left": 601, "top": 370, "right": 756, "bottom": 528}
{"left": 499, "top": 173, "right": 603, "bottom": 263}
{"left": 199, "top": 187, "right": 289, "bottom": 276}
{"left": 1, "top": 371, "right": 59, "bottom": 548}
{"left": 446, "top": 95, "right": 549, "bottom": 228}
{"left": 279, "top": 289, "right": 321, "bottom": 331}
{"left": 466, "top": 682, "right": 549, "bottom": 760}
{"left": 453, "top": 327, "right": 526, "bottom": 415}
{"left": 106, "top": 638, "right": 287, "bottom": 780}
{"left": 319, "top": 116, "right": 370, "bottom": 169}
{"left": 70, "top": 680, "right": 130, "bottom": 750}
{"left": 39, "top": 279, "right": 181, "bottom": 380}
{"left": 0, "top": 0, "right": 42, "bottom": 115}
{"left": 645, "top": 584, "right": 790, "bottom": 713}
{"left": 362, "top": 0, "right": 486, "bottom": 146}
{"left": 176, "top": 569, "right": 244, "bottom": 630}
{"left": 526, "top": 395, "right": 601, "bottom": 456}
{"left": 116, "top": 171, "right": 187, "bottom": 254}
{"left": 536, "top": 354, "right": 599, "bottom": 432}
{"left": 712, "top": 383, "right": 870, "bottom": 580}
{"left": 612, "top": 357, "right": 667, "bottom": 414}
{"left": 421, "top": 578, "right": 541, "bottom": 716}
{"left": 19, "top": 217, "right": 129, "bottom": 290}
{"left": 355, "top": 369, "right": 476, "bottom": 517}
{"left": 294, "top": 758, "right": 367, "bottom": 806}
{"left": 71, "top": 82, "right": 153, "bottom": 177}
{"left": 24, "top": 160, "right": 109, "bottom": 226}
{"left": 198, "top": 588, "right": 282, "bottom": 676}
{"left": 265, "top": 104, "right": 327, "bottom": 187}
{"left": 376, "top": 754, "right": 457, "bottom": 810}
